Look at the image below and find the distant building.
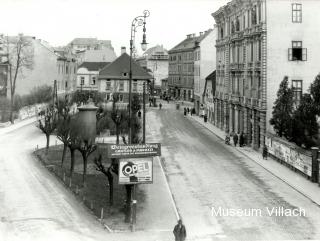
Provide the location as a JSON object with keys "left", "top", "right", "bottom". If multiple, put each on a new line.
{"left": 161, "top": 78, "right": 168, "bottom": 98}
{"left": 68, "top": 38, "right": 114, "bottom": 52}
{"left": 193, "top": 29, "right": 216, "bottom": 114}
{"left": 77, "top": 62, "right": 110, "bottom": 91}
{"left": 203, "top": 70, "right": 216, "bottom": 123}
{"left": 168, "top": 30, "right": 214, "bottom": 102}
{"left": 136, "top": 45, "right": 169, "bottom": 94}
{"left": 212, "top": 0, "right": 320, "bottom": 149}
{"left": 98, "top": 53, "right": 152, "bottom": 105}
{"left": 0, "top": 34, "right": 8, "bottom": 97}
{"left": 2, "top": 35, "right": 77, "bottom": 97}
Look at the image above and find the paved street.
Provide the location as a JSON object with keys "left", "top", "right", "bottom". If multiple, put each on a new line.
{"left": 146, "top": 101, "right": 320, "bottom": 240}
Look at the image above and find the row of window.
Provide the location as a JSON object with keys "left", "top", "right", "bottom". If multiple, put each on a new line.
{"left": 169, "top": 63, "right": 194, "bottom": 74}
{"left": 80, "top": 76, "right": 96, "bottom": 85}
{"left": 105, "top": 81, "right": 138, "bottom": 92}
{"left": 218, "top": 3, "right": 302, "bottom": 40}
{"left": 58, "top": 63, "right": 77, "bottom": 75}
{"left": 169, "top": 51, "right": 197, "bottom": 62}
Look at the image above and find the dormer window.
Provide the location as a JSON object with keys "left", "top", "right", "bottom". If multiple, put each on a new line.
{"left": 122, "top": 72, "right": 128, "bottom": 77}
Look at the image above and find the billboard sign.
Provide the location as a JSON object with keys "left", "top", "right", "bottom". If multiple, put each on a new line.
{"left": 118, "top": 159, "right": 153, "bottom": 184}
{"left": 107, "top": 143, "right": 161, "bottom": 158}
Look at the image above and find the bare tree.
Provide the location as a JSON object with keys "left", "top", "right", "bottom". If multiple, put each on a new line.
{"left": 38, "top": 106, "right": 58, "bottom": 153}
{"left": 7, "top": 34, "right": 34, "bottom": 123}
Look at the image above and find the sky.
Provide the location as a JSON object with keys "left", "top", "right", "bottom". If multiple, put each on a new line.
{"left": 0, "top": 0, "right": 230, "bottom": 56}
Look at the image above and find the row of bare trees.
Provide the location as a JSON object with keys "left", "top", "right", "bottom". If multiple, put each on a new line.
{"left": 38, "top": 92, "right": 143, "bottom": 222}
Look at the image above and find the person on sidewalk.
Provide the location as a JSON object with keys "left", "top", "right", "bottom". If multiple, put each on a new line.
{"left": 233, "top": 132, "right": 238, "bottom": 146}
{"left": 184, "top": 108, "right": 187, "bottom": 116}
{"left": 239, "top": 132, "right": 244, "bottom": 147}
{"left": 187, "top": 107, "right": 190, "bottom": 115}
{"left": 173, "top": 219, "right": 187, "bottom": 241}
{"left": 263, "top": 145, "right": 268, "bottom": 159}
{"left": 159, "top": 103, "right": 162, "bottom": 110}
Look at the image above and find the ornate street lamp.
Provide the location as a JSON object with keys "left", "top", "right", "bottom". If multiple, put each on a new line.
{"left": 127, "top": 10, "right": 150, "bottom": 232}
{"left": 128, "top": 9, "right": 150, "bottom": 144}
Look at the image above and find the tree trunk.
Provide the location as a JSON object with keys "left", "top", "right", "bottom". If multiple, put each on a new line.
{"left": 69, "top": 148, "right": 75, "bottom": 177}
{"left": 106, "top": 169, "right": 114, "bottom": 206}
{"left": 61, "top": 144, "right": 67, "bottom": 168}
{"left": 82, "top": 153, "right": 88, "bottom": 187}
{"left": 9, "top": 96, "right": 14, "bottom": 124}
{"left": 124, "top": 184, "right": 133, "bottom": 223}
{"left": 46, "top": 134, "right": 50, "bottom": 153}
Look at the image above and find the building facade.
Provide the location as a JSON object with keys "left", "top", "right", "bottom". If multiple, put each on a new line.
{"left": 212, "top": 0, "right": 320, "bottom": 150}
{"left": 194, "top": 29, "right": 216, "bottom": 114}
{"left": 136, "top": 45, "right": 169, "bottom": 93}
{"left": 77, "top": 62, "right": 110, "bottom": 91}
{"left": 168, "top": 34, "right": 196, "bottom": 101}
{"left": 203, "top": 70, "right": 216, "bottom": 123}
{"left": 0, "top": 34, "right": 8, "bottom": 97}
{"left": 98, "top": 53, "right": 152, "bottom": 104}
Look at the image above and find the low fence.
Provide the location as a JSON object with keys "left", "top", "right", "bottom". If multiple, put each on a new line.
{"left": 265, "top": 134, "right": 320, "bottom": 185}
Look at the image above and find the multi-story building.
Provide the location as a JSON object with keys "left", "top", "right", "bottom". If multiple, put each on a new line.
{"left": 168, "top": 31, "right": 214, "bottom": 102}
{"left": 193, "top": 29, "right": 216, "bottom": 114}
{"left": 77, "top": 62, "right": 110, "bottom": 91}
{"left": 203, "top": 70, "right": 216, "bottom": 123}
{"left": 212, "top": 0, "right": 320, "bottom": 150}
{"left": 136, "top": 45, "right": 169, "bottom": 95}
{"left": 98, "top": 52, "right": 152, "bottom": 104}
{"left": 2, "top": 35, "right": 77, "bottom": 98}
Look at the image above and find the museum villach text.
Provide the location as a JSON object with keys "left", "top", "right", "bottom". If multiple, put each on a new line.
{"left": 211, "top": 206, "right": 306, "bottom": 217}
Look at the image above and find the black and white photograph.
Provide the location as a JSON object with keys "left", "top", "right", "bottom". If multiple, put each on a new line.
{"left": 1, "top": 0, "right": 320, "bottom": 240}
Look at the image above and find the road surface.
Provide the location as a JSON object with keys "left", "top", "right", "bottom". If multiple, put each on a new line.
{"left": 146, "top": 102, "right": 320, "bottom": 240}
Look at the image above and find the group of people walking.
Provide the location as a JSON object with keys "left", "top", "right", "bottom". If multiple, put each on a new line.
{"left": 184, "top": 107, "right": 195, "bottom": 116}
{"left": 226, "top": 131, "right": 246, "bottom": 147}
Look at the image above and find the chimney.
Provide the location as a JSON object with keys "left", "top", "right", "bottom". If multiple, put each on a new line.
{"left": 192, "top": 33, "right": 196, "bottom": 38}
{"left": 199, "top": 32, "right": 203, "bottom": 36}
{"left": 121, "top": 46, "right": 126, "bottom": 54}
{"left": 186, "top": 34, "right": 191, "bottom": 39}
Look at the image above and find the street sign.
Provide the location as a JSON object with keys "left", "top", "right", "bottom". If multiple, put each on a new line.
{"left": 118, "top": 158, "right": 153, "bottom": 184}
{"left": 106, "top": 143, "right": 161, "bottom": 158}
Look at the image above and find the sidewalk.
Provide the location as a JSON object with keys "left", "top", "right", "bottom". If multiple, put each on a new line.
{"left": 0, "top": 116, "right": 38, "bottom": 136}
{"left": 188, "top": 114, "right": 320, "bottom": 206}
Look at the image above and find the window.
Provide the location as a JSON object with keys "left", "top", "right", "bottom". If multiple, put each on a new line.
{"left": 119, "top": 83, "right": 124, "bottom": 91}
{"left": 288, "top": 41, "right": 307, "bottom": 61}
{"left": 133, "top": 82, "right": 137, "bottom": 92}
{"left": 106, "top": 80, "right": 111, "bottom": 91}
{"left": 292, "top": 3, "right": 302, "bottom": 23}
{"left": 119, "top": 94, "right": 123, "bottom": 102}
{"left": 252, "top": 6, "right": 257, "bottom": 25}
{"left": 66, "top": 65, "right": 69, "bottom": 74}
{"left": 292, "top": 80, "right": 302, "bottom": 106}
{"left": 258, "top": 40, "right": 262, "bottom": 61}
{"left": 122, "top": 72, "right": 128, "bottom": 77}
{"left": 91, "top": 76, "right": 96, "bottom": 85}
{"left": 80, "top": 77, "right": 84, "bottom": 85}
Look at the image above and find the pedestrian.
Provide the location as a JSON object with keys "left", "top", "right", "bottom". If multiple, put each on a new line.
{"left": 184, "top": 107, "right": 187, "bottom": 116}
{"left": 239, "top": 132, "right": 244, "bottom": 147}
{"left": 233, "top": 132, "right": 238, "bottom": 146}
{"left": 159, "top": 103, "right": 162, "bottom": 110}
{"left": 263, "top": 145, "right": 268, "bottom": 159}
{"left": 187, "top": 107, "right": 190, "bottom": 114}
{"left": 167, "top": 97, "right": 170, "bottom": 104}
{"left": 173, "top": 219, "right": 187, "bottom": 241}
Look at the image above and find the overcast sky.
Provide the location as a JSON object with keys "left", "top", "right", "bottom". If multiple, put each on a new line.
{"left": 0, "top": 0, "right": 230, "bottom": 56}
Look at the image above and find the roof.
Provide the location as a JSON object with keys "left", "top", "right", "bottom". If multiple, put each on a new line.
{"left": 169, "top": 29, "right": 213, "bottom": 53}
{"left": 84, "top": 49, "right": 117, "bottom": 62}
{"left": 78, "top": 62, "right": 110, "bottom": 71}
{"left": 205, "top": 70, "right": 216, "bottom": 80}
{"left": 99, "top": 53, "right": 153, "bottom": 80}
{"left": 69, "top": 38, "right": 97, "bottom": 45}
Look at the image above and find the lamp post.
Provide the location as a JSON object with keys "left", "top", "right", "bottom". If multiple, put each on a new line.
{"left": 128, "top": 9, "right": 149, "bottom": 144}
{"left": 128, "top": 10, "right": 150, "bottom": 232}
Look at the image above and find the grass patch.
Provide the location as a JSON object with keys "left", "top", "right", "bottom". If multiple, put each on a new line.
{"left": 34, "top": 144, "right": 146, "bottom": 231}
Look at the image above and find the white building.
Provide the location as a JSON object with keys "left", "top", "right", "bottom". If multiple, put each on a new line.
{"left": 193, "top": 29, "right": 216, "bottom": 115}
{"left": 212, "top": 0, "right": 320, "bottom": 150}
{"left": 77, "top": 62, "right": 110, "bottom": 91}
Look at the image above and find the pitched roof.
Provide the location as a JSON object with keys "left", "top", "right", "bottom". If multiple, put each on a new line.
{"left": 169, "top": 29, "right": 213, "bottom": 53}
{"left": 205, "top": 70, "right": 216, "bottom": 80}
{"left": 69, "top": 38, "right": 97, "bottom": 45}
{"left": 78, "top": 62, "right": 110, "bottom": 71}
{"left": 99, "top": 53, "right": 152, "bottom": 80}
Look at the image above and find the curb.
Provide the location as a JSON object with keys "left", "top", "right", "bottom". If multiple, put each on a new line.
{"left": 188, "top": 115, "right": 320, "bottom": 208}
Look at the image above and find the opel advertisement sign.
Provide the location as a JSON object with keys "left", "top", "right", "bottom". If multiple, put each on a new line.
{"left": 118, "top": 159, "right": 153, "bottom": 184}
